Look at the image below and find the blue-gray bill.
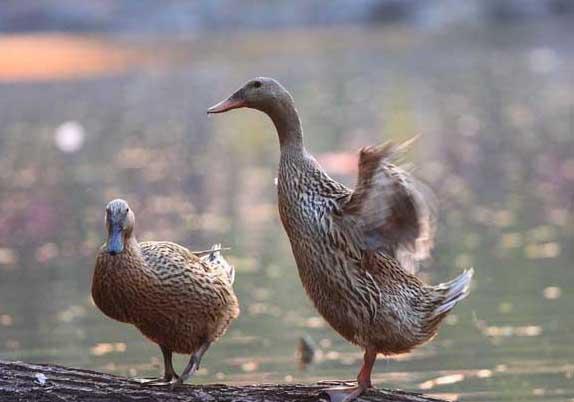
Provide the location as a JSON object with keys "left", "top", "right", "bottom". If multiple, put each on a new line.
{"left": 106, "top": 225, "right": 124, "bottom": 255}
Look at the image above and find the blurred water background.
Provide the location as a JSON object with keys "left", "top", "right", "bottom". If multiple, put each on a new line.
{"left": 0, "top": 2, "right": 573, "bottom": 401}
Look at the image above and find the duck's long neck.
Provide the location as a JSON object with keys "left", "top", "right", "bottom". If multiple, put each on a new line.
{"left": 264, "top": 99, "right": 304, "bottom": 154}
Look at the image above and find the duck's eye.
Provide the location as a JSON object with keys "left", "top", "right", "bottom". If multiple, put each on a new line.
{"left": 253, "top": 81, "right": 262, "bottom": 88}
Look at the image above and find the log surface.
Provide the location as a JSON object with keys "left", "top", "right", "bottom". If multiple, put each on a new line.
{"left": 0, "top": 360, "right": 448, "bottom": 402}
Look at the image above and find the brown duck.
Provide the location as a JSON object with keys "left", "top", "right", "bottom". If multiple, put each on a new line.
{"left": 208, "top": 78, "right": 473, "bottom": 401}
{"left": 91, "top": 199, "right": 239, "bottom": 388}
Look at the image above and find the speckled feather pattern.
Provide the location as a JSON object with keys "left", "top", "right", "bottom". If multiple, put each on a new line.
{"left": 278, "top": 146, "right": 471, "bottom": 355}
{"left": 92, "top": 240, "right": 239, "bottom": 354}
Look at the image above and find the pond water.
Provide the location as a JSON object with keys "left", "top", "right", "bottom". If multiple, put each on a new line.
{"left": 0, "top": 21, "right": 573, "bottom": 401}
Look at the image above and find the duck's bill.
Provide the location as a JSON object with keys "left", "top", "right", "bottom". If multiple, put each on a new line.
{"left": 207, "top": 97, "right": 245, "bottom": 114}
{"left": 106, "top": 225, "right": 124, "bottom": 255}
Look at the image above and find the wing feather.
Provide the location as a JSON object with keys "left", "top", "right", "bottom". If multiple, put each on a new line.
{"left": 341, "top": 139, "right": 436, "bottom": 272}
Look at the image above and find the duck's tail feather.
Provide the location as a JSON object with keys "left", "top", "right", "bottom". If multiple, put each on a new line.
{"left": 192, "top": 245, "right": 230, "bottom": 256}
{"left": 429, "top": 268, "right": 474, "bottom": 320}
{"left": 201, "top": 244, "right": 235, "bottom": 285}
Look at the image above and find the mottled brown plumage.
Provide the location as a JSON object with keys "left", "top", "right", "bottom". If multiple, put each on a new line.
{"left": 92, "top": 199, "right": 239, "bottom": 387}
{"left": 209, "top": 78, "right": 473, "bottom": 401}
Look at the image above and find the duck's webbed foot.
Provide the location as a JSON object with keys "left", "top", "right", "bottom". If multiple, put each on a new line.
{"left": 132, "top": 376, "right": 178, "bottom": 386}
{"left": 170, "top": 341, "right": 211, "bottom": 390}
{"left": 322, "top": 383, "right": 370, "bottom": 402}
{"left": 322, "top": 348, "right": 377, "bottom": 402}
{"left": 133, "top": 345, "right": 179, "bottom": 386}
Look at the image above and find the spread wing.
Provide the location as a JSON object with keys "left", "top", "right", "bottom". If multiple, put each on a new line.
{"left": 340, "top": 139, "right": 436, "bottom": 272}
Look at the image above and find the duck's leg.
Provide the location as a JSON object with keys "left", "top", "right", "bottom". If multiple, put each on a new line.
{"left": 323, "top": 348, "right": 377, "bottom": 402}
{"left": 133, "top": 345, "right": 179, "bottom": 385}
{"left": 170, "top": 341, "right": 211, "bottom": 389}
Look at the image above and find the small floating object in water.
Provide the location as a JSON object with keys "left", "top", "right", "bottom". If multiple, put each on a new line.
{"left": 297, "top": 335, "right": 318, "bottom": 370}
{"left": 34, "top": 373, "right": 47, "bottom": 385}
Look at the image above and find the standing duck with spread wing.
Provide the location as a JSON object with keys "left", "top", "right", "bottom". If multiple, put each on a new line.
{"left": 208, "top": 78, "right": 473, "bottom": 402}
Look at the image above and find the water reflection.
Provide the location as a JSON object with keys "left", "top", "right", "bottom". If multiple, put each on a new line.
{"left": 0, "top": 21, "right": 573, "bottom": 401}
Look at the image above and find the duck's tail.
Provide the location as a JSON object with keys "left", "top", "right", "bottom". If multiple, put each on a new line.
{"left": 425, "top": 268, "right": 474, "bottom": 330}
{"left": 201, "top": 244, "right": 235, "bottom": 285}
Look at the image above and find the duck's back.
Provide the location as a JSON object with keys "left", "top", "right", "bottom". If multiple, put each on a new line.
{"left": 139, "top": 241, "right": 207, "bottom": 285}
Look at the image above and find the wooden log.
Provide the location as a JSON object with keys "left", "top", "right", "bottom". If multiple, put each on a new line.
{"left": 0, "top": 360, "right": 448, "bottom": 402}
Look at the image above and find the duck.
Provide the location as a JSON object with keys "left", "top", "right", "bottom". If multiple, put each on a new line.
{"left": 91, "top": 199, "right": 239, "bottom": 388}
{"left": 208, "top": 77, "right": 473, "bottom": 402}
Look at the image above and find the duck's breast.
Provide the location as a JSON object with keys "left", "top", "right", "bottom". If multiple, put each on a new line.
{"left": 92, "top": 250, "right": 138, "bottom": 324}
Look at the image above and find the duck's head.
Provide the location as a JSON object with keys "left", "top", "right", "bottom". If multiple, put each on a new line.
{"left": 207, "top": 77, "right": 293, "bottom": 115}
{"left": 104, "top": 199, "right": 135, "bottom": 256}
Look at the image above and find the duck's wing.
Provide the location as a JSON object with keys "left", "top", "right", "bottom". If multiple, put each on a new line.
{"left": 141, "top": 241, "right": 229, "bottom": 274}
{"left": 140, "top": 241, "right": 202, "bottom": 268}
{"left": 339, "top": 139, "right": 437, "bottom": 272}
{"left": 137, "top": 241, "right": 238, "bottom": 320}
